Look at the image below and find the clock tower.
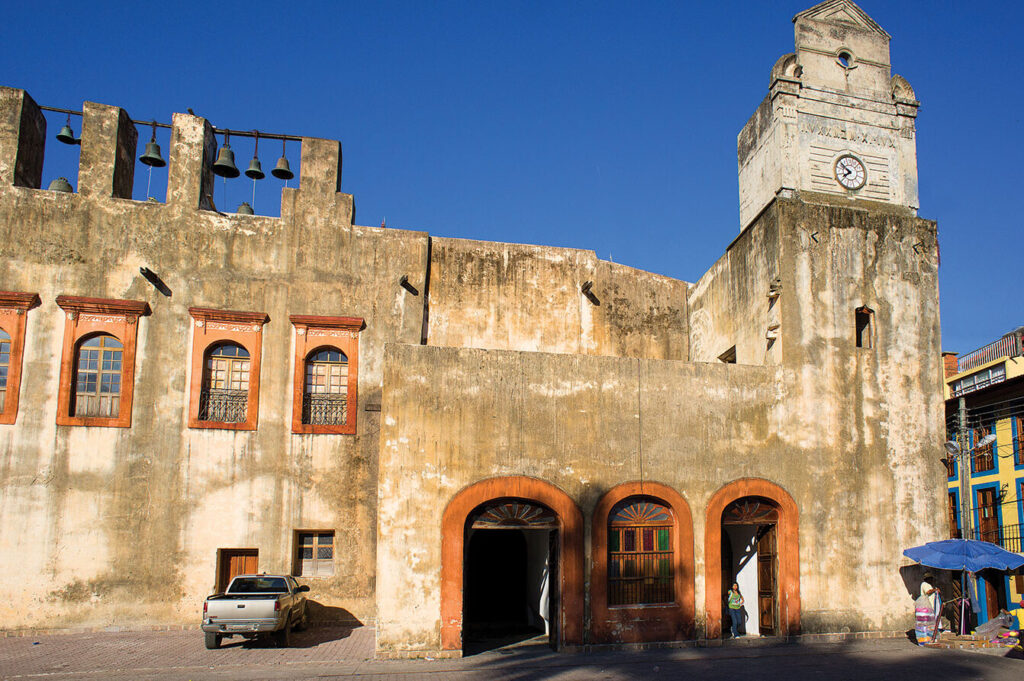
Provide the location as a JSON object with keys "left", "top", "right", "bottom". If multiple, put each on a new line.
{"left": 737, "top": 0, "right": 920, "bottom": 229}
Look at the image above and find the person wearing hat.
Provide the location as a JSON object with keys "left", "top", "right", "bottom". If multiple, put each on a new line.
{"left": 914, "top": 572, "right": 941, "bottom": 644}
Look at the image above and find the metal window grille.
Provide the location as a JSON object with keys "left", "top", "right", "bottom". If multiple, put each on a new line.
{"left": 302, "top": 393, "right": 347, "bottom": 425}
{"left": 296, "top": 531, "right": 335, "bottom": 576}
{"left": 198, "top": 388, "right": 248, "bottom": 423}
{"left": 302, "top": 350, "right": 348, "bottom": 425}
{"left": 608, "top": 525, "right": 673, "bottom": 606}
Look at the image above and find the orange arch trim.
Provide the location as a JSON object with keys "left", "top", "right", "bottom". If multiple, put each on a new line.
{"left": 591, "top": 481, "right": 695, "bottom": 642}
{"left": 704, "top": 478, "right": 800, "bottom": 638}
{"left": 440, "top": 476, "right": 584, "bottom": 650}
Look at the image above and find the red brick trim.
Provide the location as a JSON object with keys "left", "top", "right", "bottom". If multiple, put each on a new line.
{"left": 704, "top": 478, "right": 800, "bottom": 638}
{"left": 0, "top": 292, "right": 40, "bottom": 425}
{"left": 187, "top": 307, "right": 268, "bottom": 431}
{"left": 55, "top": 296, "right": 151, "bottom": 428}
{"left": 289, "top": 315, "right": 363, "bottom": 435}
{"left": 590, "top": 481, "right": 695, "bottom": 643}
{"left": 440, "top": 476, "right": 584, "bottom": 651}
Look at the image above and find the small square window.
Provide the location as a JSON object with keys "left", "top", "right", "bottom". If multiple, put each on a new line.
{"left": 295, "top": 531, "right": 335, "bottom": 577}
{"left": 855, "top": 307, "right": 873, "bottom": 349}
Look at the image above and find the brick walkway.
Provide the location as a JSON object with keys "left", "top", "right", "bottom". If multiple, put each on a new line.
{"left": 0, "top": 627, "right": 1020, "bottom": 680}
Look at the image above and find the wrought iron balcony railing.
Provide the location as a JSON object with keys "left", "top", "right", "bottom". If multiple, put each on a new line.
{"left": 198, "top": 388, "right": 248, "bottom": 423}
{"left": 302, "top": 393, "right": 347, "bottom": 425}
{"left": 974, "top": 523, "right": 1023, "bottom": 554}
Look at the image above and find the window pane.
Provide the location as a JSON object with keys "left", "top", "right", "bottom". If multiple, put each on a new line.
{"left": 657, "top": 529, "right": 670, "bottom": 551}
{"left": 317, "top": 534, "right": 333, "bottom": 545}
{"left": 609, "top": 530, "right": 619, "bottom": 552}
{"left": 317, "top": 545, "right": 333, "bottom": 560}
{"left": 642, "top": 529, "right": 654, "bottom": 552}
{"left": 623, "top": 530, "right": 635, "bottom": 552}
{"left": 300, "top": 546, "right": 313, "bottom": 560}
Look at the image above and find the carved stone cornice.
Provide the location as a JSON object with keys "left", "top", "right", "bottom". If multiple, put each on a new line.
{"left": 188, "top": 307, "right": 269, "bottom": 326}
{"left": 56, "top": 295, "right": 150, "bottom": 318}
{"left": 0, "top": 291, "right": 41, "bottom": 312}
{"left": 288, "top": 315, "right": 364, "bottom": 332}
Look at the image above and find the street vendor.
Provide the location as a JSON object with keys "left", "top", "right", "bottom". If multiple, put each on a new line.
{"left": 914, "top": 572, "right": 942, "bottom": 644}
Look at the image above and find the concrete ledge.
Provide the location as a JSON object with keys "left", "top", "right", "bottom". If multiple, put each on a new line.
{"left": 375, "top": 649, "right": 463, "bottom": 659}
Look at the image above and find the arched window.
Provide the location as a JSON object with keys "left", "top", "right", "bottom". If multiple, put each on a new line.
{"left": 72, "top": 334, "right": 123, "bottom": 418}
{"left": 199, "top": 343, "right": 250, "bottom": 423}
{"left": 608, "top": 498, "right": 673, "bottom": 605}
{"left": 302, "top": 347, "right": 349, "bottom": 425}
{"left": 0, "top": 328, "right": 10, "bottom": 412}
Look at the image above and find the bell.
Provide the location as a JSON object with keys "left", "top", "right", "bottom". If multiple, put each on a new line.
{"left": 56, "top": 123, "right": 79, "bottom": 145}
{"left": 212, "top": 138, "right": 240, "bottom": 178}
{"left": 56, "top": 115, "right": 80, "bottom": 145}
{"left": 237, "top": 202, "right": 254, "bottom": 215}
{"left": 272, "top": 138, "right": 294, "bottom": 180}
{"left": 48, "top": 177, "right": 73, "bottom": 192}
{"left": 272, "top": 155, "right": 293, "bottom": 180}
{"left": 245, "top": 157, "right": 264, "bottom": 180}
{"left": 140, "top": 140, "right": 166, "bottom": 167}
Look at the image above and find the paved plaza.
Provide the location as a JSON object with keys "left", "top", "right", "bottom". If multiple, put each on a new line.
{"left": 0, "top": 627, "right": 1020, "bottom": 681}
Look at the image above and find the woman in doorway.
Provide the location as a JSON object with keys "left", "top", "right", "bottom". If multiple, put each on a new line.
{"left": 728, "top": 583, "right": 745, "bottom": 638}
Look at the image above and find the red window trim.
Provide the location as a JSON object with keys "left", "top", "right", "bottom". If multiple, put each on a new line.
{"left": 188, "top": 307, "right": 269, "bottom": 431}
{"left": 290, "top": 315, "right": 363, "bottom": 435}
{"left": 0, "top": 291, "right": 41, "bottom": 425}
{"left": 55, "top": 295, "right": 150, "bottom": 428}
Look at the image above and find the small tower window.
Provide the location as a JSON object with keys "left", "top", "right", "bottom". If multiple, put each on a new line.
{"left": 855, "top": 307, "right": 874, "bottom": 349}
{"left": 718, "top": 346, "right": 737, "bottom": 364}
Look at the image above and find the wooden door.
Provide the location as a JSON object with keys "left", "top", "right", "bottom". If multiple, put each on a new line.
{"left": 218, "top": 549, "right": 258, "bottom": 592}
{"left": 548, "top": 529, "right": 559, "bottom": 649}
{"left": 977, "top": 489, "right": 999, "bottom": 542}
{"left": 982, "top": 572, "right": 1003, "bottom": 621}
{"left": 756, "top": 525, "right": 777, "bottom": 635}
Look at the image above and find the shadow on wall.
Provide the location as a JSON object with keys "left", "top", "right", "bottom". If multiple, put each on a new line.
{"left": 306, "top": 600, "right": 363, "bottom": 627}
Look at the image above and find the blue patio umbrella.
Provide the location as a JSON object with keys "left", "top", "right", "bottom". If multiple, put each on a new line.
{"left": 903, "top": 539, "right": 1024, "bottom": 572}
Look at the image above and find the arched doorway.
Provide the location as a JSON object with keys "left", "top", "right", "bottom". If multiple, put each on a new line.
{"left": 463, "top": 500, "right": 559, "bottom": 652}
{"left": 440, "top": 477, "right": 584, "bottom": 653}
{"left": 590, "top": 481, "right": 695, "bottom": 643}
{"left": 721, "top": 497, "right": 779, "bottom": 636}
{"left": 705, "top": 479, "right": 799, "bottom": 639}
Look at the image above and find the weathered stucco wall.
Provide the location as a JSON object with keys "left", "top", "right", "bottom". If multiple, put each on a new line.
{"left": 688, "top": 206, "right": 782, "bottom": 365}
{"left": 375, "top": 193, "right": 946, "bottom": 652}
{"left": 0, "top": 87, "right": 430, "bottom": 629}
{"left": 427, "top": 237, "right": 689, "bottom": 360}
{"left": 0, "top": 87, "right": 700, "bottom": 632}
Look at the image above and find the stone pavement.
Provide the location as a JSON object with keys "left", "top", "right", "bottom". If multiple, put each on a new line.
{"left": 0, "top": 626, "right": 1020, "bottom": 681}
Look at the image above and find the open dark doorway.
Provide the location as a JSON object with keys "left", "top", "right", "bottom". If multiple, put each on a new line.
{"left": 462, "top": 499, "right": 558, "bottom": 654}
{"left": 721, "top": 497, "right": 779, "bottom": 637}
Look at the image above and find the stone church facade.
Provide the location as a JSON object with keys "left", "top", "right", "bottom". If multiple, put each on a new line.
{"left": 0, "top": 1, "right": 944, "bottom": 656}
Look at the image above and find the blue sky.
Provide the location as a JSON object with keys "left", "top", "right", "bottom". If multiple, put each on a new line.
{"left": 2, "top": 1, "right": 1020, "bottom": 354}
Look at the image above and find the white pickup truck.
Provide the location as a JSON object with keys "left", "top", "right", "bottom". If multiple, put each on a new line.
{"left": 202, "top": 574, "right": 310, "bottom": 648}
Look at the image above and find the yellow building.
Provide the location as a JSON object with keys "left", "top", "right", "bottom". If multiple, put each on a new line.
{"left": 943, "top": 328, "right": 1024, "bottom": 625}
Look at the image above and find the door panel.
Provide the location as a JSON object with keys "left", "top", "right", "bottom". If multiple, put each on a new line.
{"left": 756, "top": 525, "right": 777, "bottom": 635}
{"left": 218, "top": 549, "right": 258, "bottom": 592}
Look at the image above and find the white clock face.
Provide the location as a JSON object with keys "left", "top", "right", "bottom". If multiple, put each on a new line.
{"left": 834, "top": 155, "right": 866, "bottom": 190}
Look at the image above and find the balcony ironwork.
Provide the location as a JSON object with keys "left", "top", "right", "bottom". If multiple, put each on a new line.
{"left": 302, "top": 393, "right": 347, "bottom": 426}
{"left": 198, "top": 388, "right": 248, "bottom": 423}
{"left": 974, "top": 523, "right": 1023, "bottom": 555}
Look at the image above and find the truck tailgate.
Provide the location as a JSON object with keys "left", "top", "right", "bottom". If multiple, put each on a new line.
{"left": 206, "top": 595, "right": 280, "bottom": 621}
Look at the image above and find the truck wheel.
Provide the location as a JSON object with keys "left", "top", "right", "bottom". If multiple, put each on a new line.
{"left": 204, "top": 632, "right": 221, "bottom": 649}
{"left": 276, "top": 622, "right": 291, "bottom": 647}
